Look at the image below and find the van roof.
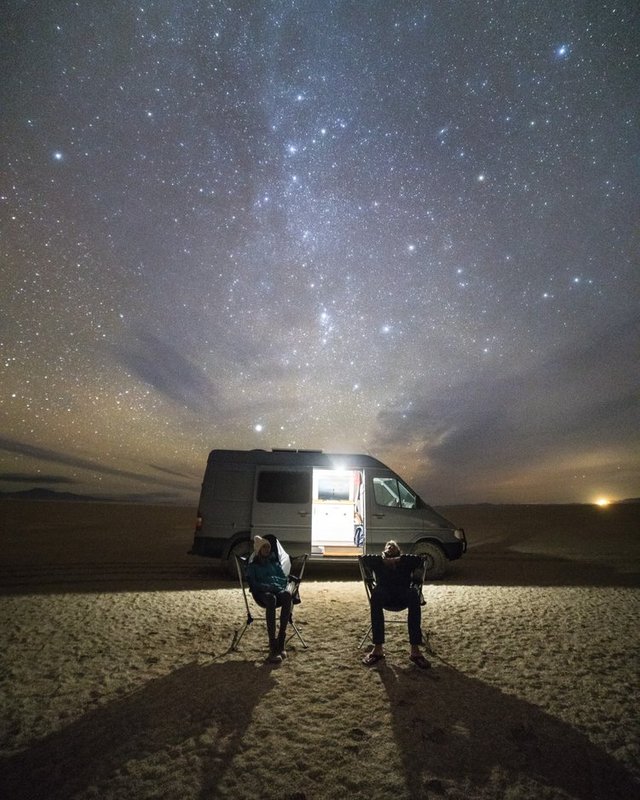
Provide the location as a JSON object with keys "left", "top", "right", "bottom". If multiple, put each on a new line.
{"left": 207, "top": 449, "right": 388, "bottom": 469}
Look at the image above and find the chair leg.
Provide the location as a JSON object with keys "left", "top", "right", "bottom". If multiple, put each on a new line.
{"left": 287, "top": 617, "right": 308, "bottom": 648}
{"left": 359, "top": 621, "right": 428, "bottom": 650}
{"left": 358, "top": 624, "right": 373, "bottom": 649}
{"left": 233, "top": 614, "right": 308, "bottom": 651}
{"left": 231, "top": 614, "right": 253, "bottom": 651}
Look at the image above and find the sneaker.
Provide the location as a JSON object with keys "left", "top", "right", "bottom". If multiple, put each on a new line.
{"left": 268, "top": 651, "right": 283, "bottom": 664}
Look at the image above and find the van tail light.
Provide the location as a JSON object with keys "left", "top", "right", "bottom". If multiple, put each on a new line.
{"left": 195, "top": 513, "right": 203, "bottom": 532}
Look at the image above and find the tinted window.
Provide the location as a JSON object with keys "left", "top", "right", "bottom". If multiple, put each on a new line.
{"left": 373, "top": 477, "right": 417, "bottom": 509}
{"left": 398, "top": 481, "right": 417, "bottom": 509}
{"left": 373, "top": 477, "right": 400, "bottom": 507}
{"left": 257, "top": 471, "right": 311, "bottom": 504}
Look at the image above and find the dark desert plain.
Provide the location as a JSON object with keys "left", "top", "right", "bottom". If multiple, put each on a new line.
{"left": 1, "top": 499, "right": 639, "bottom": 800}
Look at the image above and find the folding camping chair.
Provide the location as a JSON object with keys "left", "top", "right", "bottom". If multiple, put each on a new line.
{"left": 358, "top": 554, "right": 427, "bottom": 648}
{"left": 231, "top": 534, "right": 309, "bottom": 652}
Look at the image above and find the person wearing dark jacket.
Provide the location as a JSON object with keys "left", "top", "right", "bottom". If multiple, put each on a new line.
{"left": 246, "top": 535, "right": 292, "bottom": 663}
{"left": 361, "top": 540, "right": 430, "bottom": 669}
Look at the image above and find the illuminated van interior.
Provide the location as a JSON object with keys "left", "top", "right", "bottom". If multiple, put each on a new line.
{"left": 311, "top": 468, "right": 363, "bottom": 556}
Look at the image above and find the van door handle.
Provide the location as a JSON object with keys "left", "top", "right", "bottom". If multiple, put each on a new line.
{"left": 298, "top": 510, "right": 310, "bottom": 517}
{"left": 373, "top": 512, "right": 385, "bottom": 518}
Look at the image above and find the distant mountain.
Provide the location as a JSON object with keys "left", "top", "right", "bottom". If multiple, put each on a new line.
{"left": 0, "top": 487, "right": 106, "bottom": 502}
{"left": 0, "top": 487, "right": 193, "bottom": 505}
{"left": 616, "top": 497, "right": 640, "bottom": 505}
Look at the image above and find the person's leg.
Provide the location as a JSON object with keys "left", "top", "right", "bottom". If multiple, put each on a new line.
{"left": 255, "top": 591, "right": 278, "bottom": 652}
{"left": 406, "top": 589, "right": 422, "bottom": 647}
{"left": 363, "top": 588, "right": 388, "bottom": 665}
{"left": 406, "top": 589, "right": 430, "bottom": 669}
{"left": 276, "top": 590, "right": 292, "bottom": 655}
{"left": 370, "top": 588, "right": 386, "bottom": 652}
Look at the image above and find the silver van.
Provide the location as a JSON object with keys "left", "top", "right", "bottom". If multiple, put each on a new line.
{"left": 190, "top": 449, "right": 467, "bottom": 578}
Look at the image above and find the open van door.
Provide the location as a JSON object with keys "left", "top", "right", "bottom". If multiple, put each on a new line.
{"left": 311, "top": 468, "right": 363, "bottom": 556}
{"left": 251, "top": 467, "right": 312, "bottom": 557}
{"left": 364, "top": 469, "right": 425, "bottom": 552}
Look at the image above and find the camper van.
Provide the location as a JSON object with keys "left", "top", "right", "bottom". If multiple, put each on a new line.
{"left": 190, "top": 449, "right": 466, "bottom": 578}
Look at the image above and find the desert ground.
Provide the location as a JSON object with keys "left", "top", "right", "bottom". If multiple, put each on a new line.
{"left": 0, "top": 499, "right": 639, "bottom": 800}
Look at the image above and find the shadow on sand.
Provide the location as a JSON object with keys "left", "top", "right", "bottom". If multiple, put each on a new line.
{"left": 379, "top": 664, "right": 640, "bottom": 799}
{"left": 0, "top": 660, "right": 276, "bottom": 800}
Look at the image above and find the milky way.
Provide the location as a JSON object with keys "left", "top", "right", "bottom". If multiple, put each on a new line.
{"left": 2, "top": 1, "right": 638, "bottom": 504}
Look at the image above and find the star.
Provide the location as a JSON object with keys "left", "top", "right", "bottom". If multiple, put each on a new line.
{"left": 1, "top": 1, "right": 636, "bottom": 506}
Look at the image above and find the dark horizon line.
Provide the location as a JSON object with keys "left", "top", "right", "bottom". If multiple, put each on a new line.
{"left": 1, "top": 487, "right": 638, "bottom": 507}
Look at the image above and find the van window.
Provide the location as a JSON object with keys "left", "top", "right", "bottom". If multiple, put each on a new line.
{"left": 317, "top": 475, "right": 350, "bottom": 501}
{"left": 256, "top": 470, "right": 311, "bottom": 504}
{"left": 373, "top": 477, "right": 417, "bottom": 509}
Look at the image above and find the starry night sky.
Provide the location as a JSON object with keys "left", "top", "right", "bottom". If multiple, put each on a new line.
{"left": 2, "top": 1, "right": 639, "bottom": 505}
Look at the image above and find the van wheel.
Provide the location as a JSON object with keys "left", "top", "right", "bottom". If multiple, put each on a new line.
{"left": 414, "top": 542, "right": 446, "bottom": 579}
{"left": 226, "top": 539, "right": 251, "bottom": 578}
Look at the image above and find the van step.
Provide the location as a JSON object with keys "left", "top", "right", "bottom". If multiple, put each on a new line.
{"left": 308, "top": 554, "right": 361, "bottom": 563}
{"left": 319, "top": 546, "right": 362, "bottom": 556}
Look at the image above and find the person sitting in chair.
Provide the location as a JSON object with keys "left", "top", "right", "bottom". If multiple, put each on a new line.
{"left": 362, "top": 540, "right": 430, "bottom": 669}
{"left": 247, "top": 535, "right": 292, "bottom": 664}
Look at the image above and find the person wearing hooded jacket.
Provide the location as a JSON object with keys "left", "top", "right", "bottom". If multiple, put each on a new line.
{"left": 246, "top": 535, "right": 292, "bottom": 663}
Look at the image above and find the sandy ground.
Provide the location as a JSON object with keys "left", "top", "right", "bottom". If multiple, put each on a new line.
{"left": 0, "top": 499, "right": 639, "bottom": 800}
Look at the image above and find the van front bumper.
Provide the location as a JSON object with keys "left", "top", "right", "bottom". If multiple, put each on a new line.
{"left": 443, "top": 529, "right": 467, "bottom": 560}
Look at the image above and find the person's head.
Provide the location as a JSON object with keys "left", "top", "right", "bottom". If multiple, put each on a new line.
{"left": 253, "top": 535, "right": 271, "bottom": 559}
{"left": 383, "top": 540, "right": 401, "bottom": 558}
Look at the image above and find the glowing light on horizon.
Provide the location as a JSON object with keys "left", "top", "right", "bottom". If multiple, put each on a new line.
{"left": 595, "top": 497, "right": 610, "bottom": 507}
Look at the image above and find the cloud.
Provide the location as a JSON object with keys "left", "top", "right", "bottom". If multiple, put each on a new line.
{"left": 113, "top": 330, "right": 219, "bottom": 413}
{"left": 0, "top": 437, "right": 190, "bottom": 490}
{"left": 110, "top": 327, "right": 301, "bottom": 435}
{"left": 372, "top": 318, "right": 640, "bottom": 498}
{"left": 148, "top": 463, "right": 197, "bottom": 480}
{"left": 0, "top": 473, "right": 76, "bottom": 484}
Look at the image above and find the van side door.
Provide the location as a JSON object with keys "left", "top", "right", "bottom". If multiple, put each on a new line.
{"left": 365, "top": 469, "right": 424, "bottom": 552}
{"left": 251, "top": 467, "right": 312, "bottom": 557}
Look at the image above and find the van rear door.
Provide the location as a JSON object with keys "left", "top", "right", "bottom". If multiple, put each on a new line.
{"left": 251, "top": 467, "right": 312, "bottom": 557}
{"left": 365, "top": 469, "right": 424, "bottom": 551}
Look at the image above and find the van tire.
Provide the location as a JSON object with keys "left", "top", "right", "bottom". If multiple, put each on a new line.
{"left": 414, "top": 542, "right": 447, "bottom": 579}
{"left": 226, "top": 539, "right": 251, "bottom": 578}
